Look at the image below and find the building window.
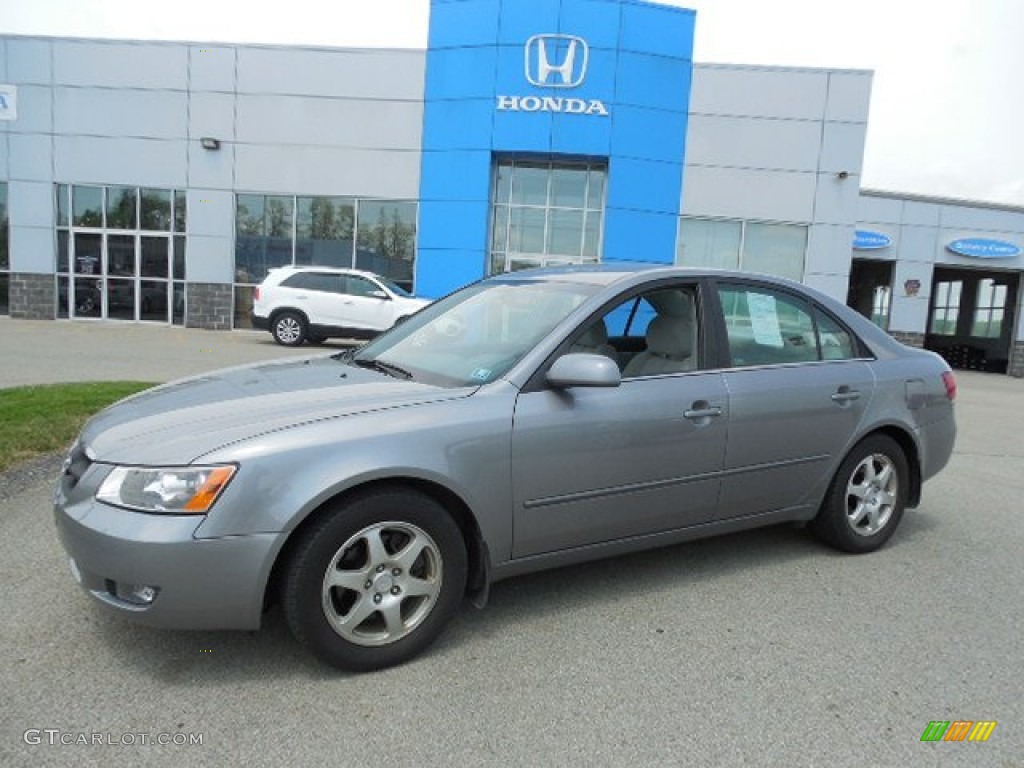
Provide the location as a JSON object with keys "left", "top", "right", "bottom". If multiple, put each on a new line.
{"left": 971, "top": 278, "right": 1008, "bottom": 338}
{"left": 676, "top": 217, "right": 807, "bottom": 281}
{"left": 489, "top": 159, "right": 606, "bottom": 274}
{"left": 0, "top": 183, "right": 8, "bottom": 315}
{"left": 929, "top": 280, "right": 962, "bottom": 336}
{"left": 233, "top": 194, "right": 418, "bottom": 328}
{"left": 55, "top": 184, "right": 186, "bottom": 324}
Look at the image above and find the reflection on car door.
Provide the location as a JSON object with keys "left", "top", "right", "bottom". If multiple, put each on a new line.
{"left": 339, "top": 276, "right": 394, "bottom": 332}
{"left": 297, "top": 273, "right": 348, "bottom": 328}
{"left": 713, "top": 281, "right": 876, "bottom": 520}
{"left": 511, "top": 372, "right": 729, "bottom": 557}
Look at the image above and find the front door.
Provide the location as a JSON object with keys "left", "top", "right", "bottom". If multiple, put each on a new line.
{"left": 510, "top": 282, "right": 728, "bottom": 558}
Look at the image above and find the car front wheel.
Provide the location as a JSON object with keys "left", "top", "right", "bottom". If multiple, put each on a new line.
{"left": 812, "top": 434, "right": 909, "bottom": 553}
{"left": 282, "top": 488, "right": 467, "bottom": 671}
{"left": 271, "top": 311, "right": 307, "bottom": 346}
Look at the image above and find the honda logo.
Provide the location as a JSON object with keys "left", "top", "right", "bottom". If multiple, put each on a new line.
{"left": 525, "top": 35, "right": 588, "bottom": 88}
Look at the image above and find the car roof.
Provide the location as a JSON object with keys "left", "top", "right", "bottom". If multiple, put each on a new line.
{"left": 270, "top": 265, "right": 380, "bottom": 279}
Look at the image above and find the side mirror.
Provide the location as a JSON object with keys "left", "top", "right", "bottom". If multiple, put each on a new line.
{"left": 546, "top": 353, "right": 621, "bottom": 389}
{"left": 370, "top": 290, "right": 390, "bottom": 300}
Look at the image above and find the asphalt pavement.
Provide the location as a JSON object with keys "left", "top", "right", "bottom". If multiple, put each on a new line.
{"left": 1, "top": 317, "right": 1022, "bottom": 767}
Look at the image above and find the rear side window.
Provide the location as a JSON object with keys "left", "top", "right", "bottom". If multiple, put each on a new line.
{"left": 814, "top": 307, "right": 857, "bottom": 360}
{"left": 717, "top": 285, "right": 857, "bottom": 367}
{"left": 281, "top": 272, "right": 344, "bottom": 293}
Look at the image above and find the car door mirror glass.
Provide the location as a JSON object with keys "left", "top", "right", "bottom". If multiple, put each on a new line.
{"left": 370, "top": 290, "right": 389, "bottom": 300}
{"left": 547, "top": 353, "right": 621, "bottom": 389}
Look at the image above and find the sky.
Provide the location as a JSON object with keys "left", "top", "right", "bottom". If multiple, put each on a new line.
{"left": 5, "top": 0, "right": 1023, "bottom": 208}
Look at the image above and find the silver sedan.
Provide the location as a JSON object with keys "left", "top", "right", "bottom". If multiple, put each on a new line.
{"left": 54, "top": 265, "right": 956, "bottom": 670}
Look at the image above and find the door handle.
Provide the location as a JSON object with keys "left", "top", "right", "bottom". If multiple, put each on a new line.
{"left": 683, "top": 405, "right": 722, "bottom": 420}
{"left": 831, "top": 388, "right": 861, "bottom": 403}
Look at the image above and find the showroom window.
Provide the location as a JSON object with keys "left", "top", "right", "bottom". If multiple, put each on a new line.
{"left": 929, "top": 280, "right": 962, "bottom": 336}
{"left": 0, "top": 183, "right": 8, "bottom": 315}
{"left": 234, "top": 195, "right": 416, "bottom": 329}
{"left": 55, "top": 184, "right": 186, "bottom": 324}
{"left": 676, "top": 217, "right": 807, "bottom": 282}
{"left": 489, "top": 159, "right": 606, "bottom": 275}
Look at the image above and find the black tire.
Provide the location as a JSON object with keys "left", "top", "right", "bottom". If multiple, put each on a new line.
{"left": 811, "top": 434, "right": 909, "bottom": 553}
{"left": 282, "top": 488, "right": 467, "bottom": 672}
{"left": 271, "top": 311, "right": 307, "bottom": 347}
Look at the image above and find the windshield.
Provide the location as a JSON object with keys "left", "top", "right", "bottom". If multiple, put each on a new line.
{"left": 378, "top": 278, "right": 413, "bottom": 298}
{"left": 351, "top": 278, "right": 600, "bottom": 387}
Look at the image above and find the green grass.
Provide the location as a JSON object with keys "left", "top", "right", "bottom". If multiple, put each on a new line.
{"left": 0, "top": 381, "right": 155, "bottom": 472}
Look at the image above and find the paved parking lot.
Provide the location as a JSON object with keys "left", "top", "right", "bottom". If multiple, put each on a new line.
{"left": 1, "top": 318, "right": 1022, "bottom": 767}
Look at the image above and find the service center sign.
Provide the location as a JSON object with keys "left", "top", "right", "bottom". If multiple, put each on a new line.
{"left": 946, "top": 238, "right": 1021, "bottom": 259}
{"left": 853, "top": 230, "right": 891, "bottom": 250}
{"left": 496, "top": 35, "right": 610, "bottom": 117}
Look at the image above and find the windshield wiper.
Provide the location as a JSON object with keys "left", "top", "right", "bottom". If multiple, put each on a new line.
{"left": 350, "top": 357, "right": 414, "bottom": 380}
{"left": 331, "top": 348, "right": 356, "bottom": 362}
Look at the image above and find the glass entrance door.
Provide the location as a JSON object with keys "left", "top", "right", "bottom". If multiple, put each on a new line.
{"left": 57, "top": 184, "right": 186, "bottom": 324}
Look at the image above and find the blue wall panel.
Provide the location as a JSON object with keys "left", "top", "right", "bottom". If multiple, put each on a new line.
{"left": 610, "top": 105, "right": 688, "bottom": 162}
{"left": 619, "top": 1, "right": 696, "bottom": 57}
{"left": 606, "top": 158, "right": 683, "bottom": 215}
{"left": 497, "top": 2, "right": 562, "bottom": 44}
{"left": 603, "top": 208, "right": 678, "bottom": 263}
{"left": 424, "top": 47, "right": 498, "bottom": 100}
{"left": 418, "top": 0, "right": 695, "bottom": 297}
{"left": 429, "top": 0, "right": 501, "bottom": 48}
{"left": 421, "top": 100, "right": 495, "bottom": 151}
{"left": 614, "top": 52, "right": 693, "bottom": 111}
{"left": 419, "top": 150, "right": 492, "bottom": 201}
{"left": 558, "top": 0, "right": 623, "bottom": 50}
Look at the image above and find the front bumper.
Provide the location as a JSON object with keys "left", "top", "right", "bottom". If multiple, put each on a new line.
{"left": 54, "top": 495, "right": 281, "bottom": 630}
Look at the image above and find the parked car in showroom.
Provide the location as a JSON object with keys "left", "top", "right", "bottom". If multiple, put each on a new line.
{"left": 54, "top": 265, "right": 956, "bottom": 671}
{"left": 252, "top": 266, "right": 430, "bottom": 346}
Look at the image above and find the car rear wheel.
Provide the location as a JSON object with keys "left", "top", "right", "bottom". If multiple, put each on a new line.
{"left": 271, "top": 311, "right": 307, "bottom": 346}
{"left": 282, "top": 488, "right": 467, "bottom": 671}
{"left": 812, "top": 434, "right": 909, "bottom": 553}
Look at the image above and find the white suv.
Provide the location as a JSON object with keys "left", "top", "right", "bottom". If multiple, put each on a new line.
{"left": 252, "top": 267, "right": 431, "bottom": 346}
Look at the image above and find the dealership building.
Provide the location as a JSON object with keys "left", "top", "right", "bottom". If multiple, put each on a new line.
{"left": 1, "top": 0, "right": 1022, "bottom": 375}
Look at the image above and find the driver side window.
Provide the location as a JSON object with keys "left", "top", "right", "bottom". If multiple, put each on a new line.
{"left": 569, "top": 285, "right": 701, "bottom": 378}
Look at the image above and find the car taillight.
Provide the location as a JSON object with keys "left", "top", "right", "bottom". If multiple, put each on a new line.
{"left": 253, "top": 287, "right": 261, "bottom": 301}
{"left": 942, "top": 371, "right": 957, "bottom": 401}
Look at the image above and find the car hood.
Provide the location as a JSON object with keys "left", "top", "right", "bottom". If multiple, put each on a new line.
{"left": 80, "top": 355, "right": 475, "bottom": 465}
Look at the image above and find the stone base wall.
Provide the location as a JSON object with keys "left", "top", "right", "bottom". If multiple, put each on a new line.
{"left": 1009, "top": 342, "right": 1024, "bottom": 378}
{"left": 9, "top": 273, "right": 56, "bottom": 320}
{"left": 185, "top": 283, "right": 233, "bottom": 330}
{"left": 888, "top": 331, "right": 926, "bottom": 348}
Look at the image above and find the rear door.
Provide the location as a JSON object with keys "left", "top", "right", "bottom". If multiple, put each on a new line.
{"left": 712, "top": 280, "right": 876, "bottom": 520}
{"left": 279, "top": 271, "right": 347, "bottom": 327}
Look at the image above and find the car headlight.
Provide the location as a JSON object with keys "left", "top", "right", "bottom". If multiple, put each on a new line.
{"left": 96, "top": 465, "right": 237, "bottom": 514}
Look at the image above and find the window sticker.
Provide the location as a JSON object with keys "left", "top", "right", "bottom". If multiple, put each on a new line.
{"left": 747, "top": 293, "right": 784, "bottom": 347}
{"left": 471, "top": 368, "right": 492, "bottom": 382}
